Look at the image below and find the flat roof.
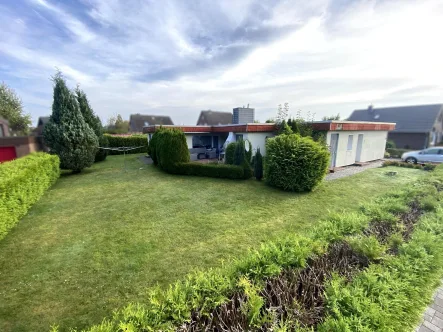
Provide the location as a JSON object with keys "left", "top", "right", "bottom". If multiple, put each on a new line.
{"left": 143, "top": 121, "right": 396, "bottom": 134}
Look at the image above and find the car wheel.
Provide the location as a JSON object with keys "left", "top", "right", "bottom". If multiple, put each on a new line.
{"left": 405, "top": 157, "right": 417, "bottom": 164}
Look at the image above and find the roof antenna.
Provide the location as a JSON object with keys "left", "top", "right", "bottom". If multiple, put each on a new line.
{"left": 247, "top": 103, "right": 249, "bottom": 108}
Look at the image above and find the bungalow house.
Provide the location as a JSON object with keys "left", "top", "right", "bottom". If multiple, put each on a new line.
{"left": 0, "top": 117, "right": 10, "bottom": 137}
{"left": 196, "top": 110, "right": 232, "bottom": 125}
{"left": 129, "top": 114, "right": 174, "bottom": 133}
{"left": 348, "top": 104, "right": 443, "bottom": 149}
{"left": 32, "top": 116, "right": 50, "bottom": 136}
{"left": 143, "top": 121, "right": 395, "bottom": 168}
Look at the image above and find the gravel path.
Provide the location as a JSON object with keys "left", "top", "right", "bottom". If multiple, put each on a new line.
{"left": 325, "top": 160, "right": 384, "bottom": 181}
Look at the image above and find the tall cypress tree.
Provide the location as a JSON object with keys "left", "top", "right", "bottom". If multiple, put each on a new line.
{"left": 254, "top": 148, "right": 263, "bottom": 181}
{"left": 234, "top": 139, "right": 245, "bottom": 166}
{"left": 75, "top": 87, "right": 108, "bottom": 162}
{"left": 43, "top": 72, "right": 98, "bottom": 173}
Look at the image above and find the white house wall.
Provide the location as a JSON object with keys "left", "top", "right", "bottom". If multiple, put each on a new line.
{"left": 185, "top": 134, "right": 193, "bottom": 149}
{"left": 241, "top": 132, "right": 275, "bottom": 155}
{"left": 327, "top": 130, "right": 388, "bottom": 167}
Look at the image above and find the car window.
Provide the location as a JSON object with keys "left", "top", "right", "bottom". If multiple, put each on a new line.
{"left": 439, "top": 149, "right": 443, "bottom": 155}
{"left": 424, "top": 148, "right": 439, "bottom": 155}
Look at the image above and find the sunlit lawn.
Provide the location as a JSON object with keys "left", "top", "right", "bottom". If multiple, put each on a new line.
{"left": 0, "top": 154, "right": 424, "bottom": 331}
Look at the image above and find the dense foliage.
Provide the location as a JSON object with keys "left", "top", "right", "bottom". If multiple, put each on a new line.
{"left": 174, "top": 162, "right": 245, "bottom": 179}
{"left": 254, "top": 148, "right": 263, "bottom": 181}
{"left": 386, "top": 139, "right": 396, "bottom": 149}
{"left": 59, "top": 165, "right": 443, "bottom": 332}
{"left": 104, "top": 114, "right": 130, "bottom": 134}
{"left": 76, "top": 87, "right": 108, "bottom": 162}
{"left": 225, "top": 142, "right": 236, "bottom": 165}
{"left": 43, "top": 73, "right": 98, "bottom": 173}
{"left": 0, "top": 82, "right": 31, "bottom": 135}
{"left": 0, "top": 153, "right": 59, "bottom": 240}
{"left": 234, "top": 139, "right": 246, "bottom": 166}
{"left": 386, "top": 148, "right": 411, "bottom": 158}
{"left": 156, "top": 129, "right": 190, "bottom": 172}
{"left": 105, "top": 134, "right": 148, "bottom": 155}
{"left": 265, "top": 134, "right": 329, "bottom": 192}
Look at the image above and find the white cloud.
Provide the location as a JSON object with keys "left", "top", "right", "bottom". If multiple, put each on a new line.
{"left": 0, "top": 0, "right": 442, "bottom": 126}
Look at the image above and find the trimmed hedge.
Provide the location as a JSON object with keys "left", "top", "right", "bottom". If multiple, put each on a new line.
{"left": 382, "top": 160, "right": 436, "bottom": 171}
{"left": 59, "top": 166, "right": 443, "bottom": 332}
{"left": 265, "top": 134, "right": 330, "bottom": 192}
{"left": 0, "top": 153, "right": 60, "bottom": 240}
{"left": 225, "top": 142, "right": 236, "bottom": 165}
{"left": 174, "top": 162, "right": 245, "bottom": 179}
{"left": 386, "top": 148, "right": 412, "bottom": 158}
{"left": 105, "top": 134, "right": 148, "bottom": 155}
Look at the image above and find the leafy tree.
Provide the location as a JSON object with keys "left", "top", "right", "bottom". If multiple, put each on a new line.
{"left": 0, "top": 82, "right": 31, "bottom": 135}
{"left": 254, "top": 148, "right": 263, "bottom": 181}
{"left": 105, "top": 114, "right": 129, "bottom": 134}
{"left": 386, "top": 140, "right": 396, "bottom": 149}
{"left": 265, "top": 119, "right": 275, "bottom": 123}
{"left": 75, "top": 86, "right": 108, "bottom": 162}
{"left": 322, "top": 113, "right": 341, "bottom": 121}
{"left": 225, "top": 142, "right": 237, "bottom": 165}
{"left": 43, "top": 72, "right": 98, "bottom": 173}
{"left": 277, "top": 120, "right": 293, "bottom": 136}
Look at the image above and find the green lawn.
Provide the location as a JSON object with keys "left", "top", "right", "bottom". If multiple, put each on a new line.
{"left": 0, "top": 155, "right": 424, "bottom": 331}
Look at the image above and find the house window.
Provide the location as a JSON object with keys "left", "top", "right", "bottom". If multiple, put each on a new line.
{"left": 347, "top": 135, "right": 353, "bottom": 150}
{"left": 0, "top": 124, "right": 4, "bottom": 138}
{"left": 236, "top": 134, "right": 244, "bottom": 141}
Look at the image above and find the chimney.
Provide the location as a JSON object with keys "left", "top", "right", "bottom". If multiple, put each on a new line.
{"left": 368, "top": 104, "right": 374, "bottom": 113}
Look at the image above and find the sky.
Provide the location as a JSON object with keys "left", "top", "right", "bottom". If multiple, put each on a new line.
{"left": 1, "top": 0, "right": 442, "bottom": 126}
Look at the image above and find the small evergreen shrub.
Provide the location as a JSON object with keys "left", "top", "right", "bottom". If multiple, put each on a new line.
{"left": 234, "top": 140, "right": 246, "bottom": 166}
{"left": 384, "top": 151, "right": 390, "bottom": 158}
{"left": 242, "top": 160, "right": 253, "bottom": 180}
{"left": 386, "top": 140, "right": 396, "bottom": 149}
{"left": 382, "top": 160, "right": 436, "bottom": 171}
{"left": 156, "top": 129, "right": 190, "bottom": 173}
{"left": 254, "top": 148, "right": 263, "bottom": 181}
{"left": 0, "top": 153, "right": 60, "bottom": 240}
{"left": 225, "top": 142, "right": 237, "bottom": 165}
{"left": 105, "top": 134, "right": 149, "bottom": 155}
{"left": 265, "top": 134, "right": 330, "bottom": 192}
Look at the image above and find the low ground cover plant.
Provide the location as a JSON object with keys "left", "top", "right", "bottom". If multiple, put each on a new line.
{"left": 382, "top": 160, "right": 436, "bottom": 171}
{"left": 0, "top": 153, "right": 59, "bottom": 240}
{"left": 105, "top": 134, "right": 148, "bottom": 155}
{"left": 57, "top": 165, "right": 443, "bottom": 331}
{"left": 386, "top": 148, "right": 412, "bottom": 158}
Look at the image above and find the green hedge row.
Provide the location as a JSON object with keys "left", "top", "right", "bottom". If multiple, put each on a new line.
{"left": 386, "top": 148, "right": 412, "bottom": 158}
{"left": 383, "top": 160, "right": 436, "bottom": 171}
{"left": 57, "top": 166, "right": 443, "bottom": 331}
{"left": 174, "top": 162, "right": 245, "bottom": 179}
{"left": 0, "top": 153, "right": 60, "bottom": 240}
{"left": 104, "top": 134, "right": 148, "bottom": 155}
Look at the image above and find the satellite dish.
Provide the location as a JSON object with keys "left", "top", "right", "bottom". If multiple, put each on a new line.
{"left": 374, "top": 114, "right": 380, "bottom": 120}
{"left": 244, "top": 139, "right": 251, "bottom": 152}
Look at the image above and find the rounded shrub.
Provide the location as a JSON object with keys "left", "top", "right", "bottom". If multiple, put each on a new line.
{"left": 265, "top": 134, "right": 329, "bottom": 192}
{"left": 225, "top": 143, "right": 237, "bottom": 165}
{"left": 95, "top": 135, "right": 109, "bottom": 162}
{"left": 157, "top": 129, "right": 190, "bottom": 173}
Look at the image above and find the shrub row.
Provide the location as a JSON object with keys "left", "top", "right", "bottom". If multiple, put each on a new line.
{"left": 0, "top": 153, "right": 60, "bottom": 240}
{"left": 174, "top": 162, "right": 245, "bottom": 179}
{"left": 105, "top": 134, "right": 148, "bottom": 155}
{"left": 59, "top": 166, "right": 443, "bottom": 331}
{"left": 149, "top": 129, "right": 251, "bottom": 180}
{"left": 383, "top": 160, "right": 436, "bottom": 171}
{"left": 386, "top": 148, "right": 412, "bottom": 158}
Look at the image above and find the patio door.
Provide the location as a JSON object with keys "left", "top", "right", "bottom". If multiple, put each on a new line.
{"left": 330, "top": 133, "right": 339, "bottom": 168}
{"left": 213, "top": 136, "right": 219, "bottom": 149}
{"left": 355, "top": 134, "right": 364, "bottom": 162}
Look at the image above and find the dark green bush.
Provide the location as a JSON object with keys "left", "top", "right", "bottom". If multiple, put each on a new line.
{"left": 156, "top": 129, "right": 190, "bottom": 173}
{"left": 225, "top": 142, "right": 237, "bottom": 165}
{"left": 234, "top": 139, "right": 246, "bottom": 166}
{"left": 382, "top": 160, "right": 436, "bottom": 171}
{"left": 0, "top": 153, "right": 60, "bottom": 240}
{"left": 265, "top": 134, "right": 330, "bottom": 192}
{"left": 386, "top": 148, "right": 411, "bottom": 158}
{"left": 386, "top": 140, "right": 396, "bottom": 149}
{"left": 105, "top": 134, "right": 149, "bottom": 155}
{"left": 95, "top": 135, "right": 109, "bottom": 162}
{"left": 242, "top": 160, "right": 253, "bottom": 180}
{"left": 174, "top": 162, "right": 245, "bottom": 179}
{"left": 254, "top": 148, "right": 263, "bottom": 181}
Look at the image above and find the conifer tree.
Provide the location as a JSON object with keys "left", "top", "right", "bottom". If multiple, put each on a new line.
{"left": 43, "top": 72, "right": 98, "bottom": 173}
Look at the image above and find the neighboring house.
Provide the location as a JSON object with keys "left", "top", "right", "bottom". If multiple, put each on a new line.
{"left": 0, "top": 117, "right": 10, "bottom": 137}
{"left": 348, "top": 104, "right": 443, "bottom": 149}
{"left": 313, "top": 121, "right": 395, "bottom": 168}
{"left": 129, "top": 114, "right": 174, "bottom": 133}
{"left": 32, "top": 116, "right": 50, "bottom": 136}
{"left": 144, "top": 121, "right": 394, "bottom": 168}
{"left": 196, "top": 110, "right": 232, "bottom": 125}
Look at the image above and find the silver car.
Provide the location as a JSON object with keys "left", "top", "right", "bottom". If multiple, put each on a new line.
{"left": 401, "top": 148, "right": 443, "bottom": 164}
